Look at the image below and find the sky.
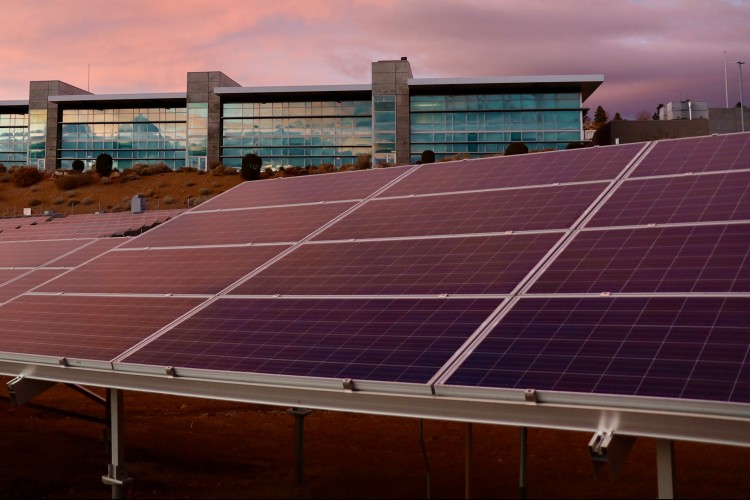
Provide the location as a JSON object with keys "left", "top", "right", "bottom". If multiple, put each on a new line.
{"left": 0, "top": 0, "right": 748, "bottom": 119}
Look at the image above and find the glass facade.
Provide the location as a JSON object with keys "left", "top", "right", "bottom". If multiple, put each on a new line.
{"left": 410, "top": 93, "right": 582, "bottom": 162}
{"left": 59, "top": 107, "right": 187, "bottom": 170}
{"left": 187, "top": 102, "right": 208, "bottom": 165}
{"left": 373, "top": 95, "right": 396, "bottom": 164}
{"left": 0, "top": 113, "right": 29, "bottom": 167}
{"left": 28, "top": 109, "right": 47, "bottom": 164}
{"left": 221, "top": 100, "right": 372, "bottom": 169}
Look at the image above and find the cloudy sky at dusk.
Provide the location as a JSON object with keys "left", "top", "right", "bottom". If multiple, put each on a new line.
{"left": 1, "top": 0, "right": 748, "bottom": 118}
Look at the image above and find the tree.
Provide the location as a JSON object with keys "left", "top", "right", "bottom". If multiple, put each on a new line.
{"left": 593, "top": 105, "right": 609, "bottom": 129}
{"left": 71, "top": 159, "right": 84, "bottom": 173}
{"left": 653, "top": 103, "right": 665, "bottom": 121}
{"left": 504, "top": 142, "right": 528, "bottom": 156}
{"left": 95, "top": 153, "right": 113, "bottom": 177}
{"left": 614, "top": 112, "right": 623, "bottom": 121}
{"left": 240, "top": 153, "right": 262, "bottom": 181}
{"left": 635, "top": 110, "right": 651, "bottom": 121}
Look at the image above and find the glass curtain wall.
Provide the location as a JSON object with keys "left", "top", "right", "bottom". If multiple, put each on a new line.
{"left": 221, "top": 100, "right": 372, "bottom": 169}
{"left": 59, "top": 107, "right": 187, "bottom": 170}
{"left": 373, "top": 95, "right": 396, "bottom": 164}
{"left": 410, "top": 93, "right": 582, "bottom": 162}
{"left": 0, "top": 113, "right": 29, "bottom": 167}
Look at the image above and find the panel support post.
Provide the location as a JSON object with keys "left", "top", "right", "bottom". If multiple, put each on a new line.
{"left": 101, "top": 389, "right": 131, "bottom": 499}
{"left": 465, "top": 422, "right": 472, "bottom": 499}
{"left": 519, "top": 427, "right": 528, "bottom": 500}
{"left": 287, "top": 407, "right": 312, "bottom": 484}
{"left": 656, "top": 439, "right": 675, "bottom": 500}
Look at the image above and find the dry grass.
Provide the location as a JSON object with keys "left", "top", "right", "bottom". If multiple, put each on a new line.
{"left": 0, "top": 170, "right": 244, "bottom": 216}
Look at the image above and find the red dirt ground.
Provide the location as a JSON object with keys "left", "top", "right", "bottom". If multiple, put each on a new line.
{"left": 1, "top": 381, "right": 749, "bottom": 499}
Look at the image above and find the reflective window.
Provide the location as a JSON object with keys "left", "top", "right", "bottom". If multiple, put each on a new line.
{"left": 0, "top": 112, "right": 29, "bottom": 167}
{"left": 59, "top": 107, "right": 187, "bottom": 170}
{"left": 220, "top": 100, "right": 372, "bottom": 169}
{"left": 410, "top": 93, "right": 582, "bottom": 162}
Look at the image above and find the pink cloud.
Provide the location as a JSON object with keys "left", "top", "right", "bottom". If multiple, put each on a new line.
{"left": 0, "top": 1, "right": 748, "bottom": 118}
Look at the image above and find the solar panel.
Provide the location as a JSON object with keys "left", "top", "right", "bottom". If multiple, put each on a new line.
{"left": 530, "top": 224, "right": 750, "bottom": 294}
{"left": 0, "top": 269, "right": 66, "bottom": 304}
{"left": 120, "top": 297, "right": 502, "bottom": 384}
{"left": 631, "top": 133, "right": 750, "bottom": 177}
{"left": 315, "top": 183, "right": 607, "bottom": 241}
{"left": 48, "top": 238, "right": 125, "bottom": 268}
{"left": 123, "top": 202, "right": 356, "bottom": 248}
{"left": 588, "top": 171, "right": 750, "bottom": 228}
{"left": 0, "top": 294, "right": 203, "bottom": 362}
{"left": 195, "top": 166, "right": 413, "bottom": 211}
{"left": 0, "top": 239, "right": 90, "bottom": 267}
{"left": 233, "top": 233, "right": 561, "bottom": 296}
{"left": 37, "top": 245, "right": 289, "bottom": 295}
{"left": 445, "top": 296, "right": 750, "bottom": 404}
{"left": 380, "top": 143, "right": 644, "bottom": 197}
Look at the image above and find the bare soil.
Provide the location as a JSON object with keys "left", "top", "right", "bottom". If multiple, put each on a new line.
{"left": 1, "top": 382, "right": 749, "bottom": 499}
{"left": 0, "top": 170, "right": 243, "bottom": 217}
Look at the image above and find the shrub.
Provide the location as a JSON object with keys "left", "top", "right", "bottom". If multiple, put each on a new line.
{"left": 210, "top": 165, "right": 228, "bottom": 177}
{"left": 0, "top": 173, "right": 11, "bottom": 183}
{"left": 100, "top": 176, "right": 112, "bottom": 185}
{"left": 437, "top": 153, "right": 471, "bottom": 162}
{"left": 199, "top": 187, "right": 211, "bottom": 196}
{"left": 420, "top": 150, "right": 435, "bottom": 164}
{"left": 54, "top": 172, "right": 93, "bottom": 190}
{"left": 53, "top": 197, "right": 65, "bottom": 205}
{"left": 163, "top": 196, "right": 174, "bottom": 205}
{"left": 504, "top": 142, "right": 529, "bottom": 156}
{"left": 71, "top": 159, "right": 84, "bottom": 173}
{"left": 0, "top": 163, "right": 6, "bottom": 173}
{"left": 12, "top": 167, "right": 44, "bottom": 187}
{"left": 133, "top": 162, "right": 171, "bottom": 176}
{"left": 240, "top": 154, "right": 262, "bottom": 180}
{"left": 28, "top": 198, "right": 41, "bottom": 207}
{"left": 81, "top": 198, "right": 94, "bottom": 206}
{"left": 95, "top": 153, "right": 113, "bottom": 177}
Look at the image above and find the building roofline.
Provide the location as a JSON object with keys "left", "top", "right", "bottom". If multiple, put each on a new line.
{"left": 0, "top": 100, "right": 29, "bottom": 107}
{"left": 215, "top": 84, "right": 372, "bottom": 95}
{"left": 48, "top": 92, "right": 186, "bottom": 103}
{"left": 408, "top": 75, "right": 604, "bottom": 101}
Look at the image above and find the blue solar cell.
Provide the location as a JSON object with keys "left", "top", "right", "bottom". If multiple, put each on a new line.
{"left": 121, "top": 297, "right": 502, "bottom": 384}
{"left": 316, "top": 183, "right": 606, "bottom": 240}
{"left": 232, "top": 233, "right": 561, "bottom": 296}
{"left": 530, "top": 224, "right": 750, "bottom": 293}
{"left": 195, "top": 166, "right": 413, "bottom": 211}
{"left": 632, "top": 133, "right": 750, "bottom": 177}
{"left": 0, "top": 295, "right": 203, "bottom": 361}
{"left": 123, "top": 202, "right": 356, "bottom": 248}
{"left": 380, "top": 143, "right": 643, "bottom": 197}
{"left": 447, "top": 296, "right": 750, "bottom": 403}
{"left": 37, "top": 245, "right": 289, "bottom": 295}
{"left": 588, "top": 171, "right": 750, "bottom": 227}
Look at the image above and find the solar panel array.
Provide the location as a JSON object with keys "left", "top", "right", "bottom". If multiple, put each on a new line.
{"left": 2, "top": 134, "right": 750, "bottom": 413}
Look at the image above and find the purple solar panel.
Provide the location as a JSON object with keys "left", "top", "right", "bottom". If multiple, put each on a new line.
{"left": 315, "top": 183, "right": 606, "bottom": 241}
{"left": 195, "top": 166, "right": 413, "bottom": 211}
{"left": 0, "top": 295, "right": 203, "bottom": 361}
{"left": 37, "top": 245, "right": 288, "bottom": 295}
{"left": 122, "top": 297, "right": 501, "bottom": 384}
{"left": 49, "top": 238, "right": 125, "bottom": 267}
{"left": 0, "top": 269, "right": 27, "bottom": 285}
{"left": 0, "top": 269, "right": 66, "bottom": 303}
{"left": 0, "top": 239, "right": 89, "bottom": 267}
{"left": 233, "top": 233, "right": 561, "bottom": 296}
{"left": 123, "top": 202, "right": 356, "bottom": 248}
{"left": 531, "top": 224, "right": 750, "bottom": 294}
{"left": 447, "top": 296, "right": 750, "bottom": 404}
{"left": 588, "top": 171, "right": 750, "bottom": 228}
{"left": 632, "top": 133, "right": 750, "bottom": 177}
{"left": 380, "top": 144, "right": 643, "bottom": 197}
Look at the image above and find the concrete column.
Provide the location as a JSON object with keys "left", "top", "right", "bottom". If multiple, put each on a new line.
{"left": 187, "top": 71, "right": 240, "bottom": 168}
{"left": 372, "top": 57, "right": 413, "bottom": 165}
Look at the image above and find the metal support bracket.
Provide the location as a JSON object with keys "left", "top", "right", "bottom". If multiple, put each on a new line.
{"left": 588, "top": 431, "right": 636, "bottom": 480}
{"left": 7, "top": 375, "right": 55, "bottom": 406}
{"left": 287, "top": 407, "right": 312, "bottom": 484}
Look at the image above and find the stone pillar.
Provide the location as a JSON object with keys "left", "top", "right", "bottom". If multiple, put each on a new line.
{"left": 28, "top": 81, "right": 88, "bottom": 171}
{"left": 372, "top": 57, "right": 413, "bottom": 165}
{"left": 186, "top": 72, "right": 240, "bottom": 168}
